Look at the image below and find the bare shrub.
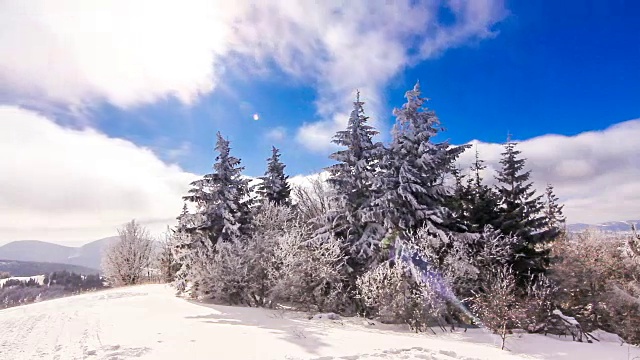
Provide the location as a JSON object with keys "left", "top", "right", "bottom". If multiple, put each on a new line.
{"left": 102, "top": 219, "right": 153, "bottom": 286}
{"left": 291, "top": 174, "right": 333, "bottom": 227}
{"left": 356, "top": 260, "right": 446, "bottom": 333}
{"left": 471, "top": 265, "right": 524, "bottom": 350}
{"left": 269, "top": 225, "right": 347, "bottom": 313}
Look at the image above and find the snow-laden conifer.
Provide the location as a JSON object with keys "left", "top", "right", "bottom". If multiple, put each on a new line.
{"left": 183, "top": 132, "right": 252, "bottom": 247}
{"left": 323, "top": 91, "right": 386, "bottom": 265}
{"left": 543, "top": 183, "right": 565, "bottom": 232}
{"left": 257, "top": 146, "right": 292, "bottom": 206}
{"left": 367, "top": 82, "right": 468, "bottom": 236}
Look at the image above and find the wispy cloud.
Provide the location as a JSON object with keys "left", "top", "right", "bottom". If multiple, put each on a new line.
{"left": 265, "top": 127, "right": 287, "bottom": 142}
{"left": 0, "top": 0, "right": 506, "bottom": 150}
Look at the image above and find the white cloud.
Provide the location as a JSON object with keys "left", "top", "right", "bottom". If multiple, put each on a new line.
{"left": 457, "top": 120, "right": 640, "bottom": 224}
{"left": 0, "top": 106, "right": 198, "bottom": 245}
{"left": 0, "top": 0, "right": 505, "bottom": 149}
{"left": 0, "top": 0, "right": 238, "bottom": 109}
{"left": 265, "top": 127, "right": 287, "bottom": 142}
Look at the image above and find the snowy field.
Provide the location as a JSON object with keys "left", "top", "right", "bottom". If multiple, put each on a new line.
{"left": 0, "top": 284, "right": 636, "bottom": 360}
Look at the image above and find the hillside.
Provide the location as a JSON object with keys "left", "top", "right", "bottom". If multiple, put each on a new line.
{"left": 0, "top": 259, "right": 100, "bottom": 277}
{"left": 0, "top": 236, "right": 117, "bottom": 270}
{"left": 0, "top": 284, "right": 635, "bottom": 360}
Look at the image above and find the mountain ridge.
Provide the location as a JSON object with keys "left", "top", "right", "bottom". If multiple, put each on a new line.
{"left": 0, "top": 236, "right": 118, "bottom": 270}
{"left": 566, "top": 219, "right": 640, "bottom": 233}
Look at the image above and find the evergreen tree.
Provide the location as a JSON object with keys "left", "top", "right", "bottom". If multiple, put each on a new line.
{"left": 543, "top": 183, "right": 565, "bottom": 232}
{"left": 324, "top": 90, "right": 385, "bottom": 263}
{"left": 367, "top": 82, "right": 468, "bottom": 238}
{"left": 257, "top": 146, "right": 292, "bottom": 206}
{"left": 464, "top": 148, "right": 501, "bottom": 233}
{"left": 445, "top": 165, "right": 472, "bottom": 231}
{"left": 494, "top": 137, "right": 554, "bottom": 279}
{"left": 183, "top": 132, "right": 252, "bottom": 248}
{"left": 171, "top": 204, "right": 196, "bottom": 291}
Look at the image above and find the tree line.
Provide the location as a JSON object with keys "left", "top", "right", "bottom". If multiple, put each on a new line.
{"left": 101, "top": 82, "right": 639, "bottom": 348}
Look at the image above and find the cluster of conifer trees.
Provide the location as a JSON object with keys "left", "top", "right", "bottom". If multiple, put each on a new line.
{"left": 167, "top": 82, "right": 567, "bottom": 335}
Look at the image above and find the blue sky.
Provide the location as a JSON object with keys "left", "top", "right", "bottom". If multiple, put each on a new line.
{"left": 91, "top": 1, "right": 640, "bottom": 177}
{"left": 1, "top": 0, "right": 639, "bottom": 244}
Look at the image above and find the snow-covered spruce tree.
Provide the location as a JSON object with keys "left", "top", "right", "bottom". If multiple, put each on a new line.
{"left": 102, "top": 219, "right": 153, "bottom": 286}
{"left": 367, "top": 82, "right": 469, "bottom": 239}
{"left": 543, "top": 183, "right": 566, "bottom": 232}
{"left": 321, "top": 91, "right": 386, "bottom": 279}
{"left": 494, "top": 138, "right": 555, "bottom": 280}
{"left": 183, "top": 132, "right": 252, "bottom": 248}
{"left": 171, "top": 203, "right": 199, "bottom": 292}
{"left": 463, "top": 148, "right": 501, "bottom": 233}
{"left": 257, "top": 146, "right": 292, "bottom": 206}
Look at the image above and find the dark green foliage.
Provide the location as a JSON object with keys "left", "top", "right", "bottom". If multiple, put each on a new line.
{"left": 183, "top": 132, "right": 252, "bottom": 247}
{"left": 324, "top": 91, "right": 385, "bottom": 271}
{"left": 494, "top": 138, "right": 555, "bottom": 280}
{"left": 464, "top": 149, "right": 502, "bottom": 233}
{"left": 257, "top": 146, "right": 292, "bottom": 206}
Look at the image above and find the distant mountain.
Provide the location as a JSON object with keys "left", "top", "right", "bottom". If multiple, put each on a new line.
{"left": 567, "top": 220, "right": 640, "bottom": 233}
{"left": 0, "top": 236, "right": 118, "bottom": 271}
{"left": 0, "top": 259, "right": 100, "bottom": 277}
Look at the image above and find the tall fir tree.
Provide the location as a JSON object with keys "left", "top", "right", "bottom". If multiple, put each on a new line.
{"left": 543, "top": 183, "right": 565, "bottom": 232}
{"left": 464, "top": 148, "right": 501, "bottom": 233}
{"left": 323, "top": 91, "right": 386, "bottom": 268}
{"left": 494, "top": 137, "right": 554, "bottom": 279}
{"left": 171, "top": 203, "right": 197, "bottom": 291}
{"left": 367, "top": 82, "right": 469, "bottom": 239}
{"left": 257, "top": 146, "right": 292, "bottom": 206}
{"left": 183, "top": 132, "right": 252, "bottom": 248}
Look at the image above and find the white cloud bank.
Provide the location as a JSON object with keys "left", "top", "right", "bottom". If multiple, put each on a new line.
{"left": 457, "top": 119, "right": 640, "bottom": 224}
{"left": 0, "top": 0, "right": 505, "bottom": 150}
{"left": 0, "top": 106, "right": 198, "bottom": 245}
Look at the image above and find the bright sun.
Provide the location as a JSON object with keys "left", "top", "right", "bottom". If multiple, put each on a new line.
{"left": 253, "top": 113, "right": 260, "bottom": 121}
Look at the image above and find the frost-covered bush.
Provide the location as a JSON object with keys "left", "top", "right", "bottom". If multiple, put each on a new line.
{"left": 521, "top": 273, "right": 557, "bottom": 333}
{"left": 102, "top": 219, "right": 153, "bottom": 286}
{"left": 187, "top": 202, "right": 347, "bottom": 311}
{"left": 549, "top": 229, "right": 640, "bottom": 344}
{"left": 356, "top": 261, "right": 446, "bottom": 333}
{"left": 269, "top": 225, "right": 347, "bottom": 312}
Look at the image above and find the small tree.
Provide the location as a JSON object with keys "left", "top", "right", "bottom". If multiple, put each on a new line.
{"left": 257, "top": 146, "right": 292, "bottom": 206}
{"left": 157, "top": 228, "right": 180, "bottom": 283}
{"left": 543, "top": 183, "right": 565, "bottom": 232}
{"left": 471, "top": 265, "right": 524, "bottom": 350}
{"left": 102, "top": 219, "right": 153, "bottom": 286}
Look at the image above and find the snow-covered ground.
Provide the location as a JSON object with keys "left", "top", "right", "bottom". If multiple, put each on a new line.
{"left": 0, "top": 284, "right": 636, "bottom": 360}
{"left": 0, "top": 274, "right": 45, "bottom": 287}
